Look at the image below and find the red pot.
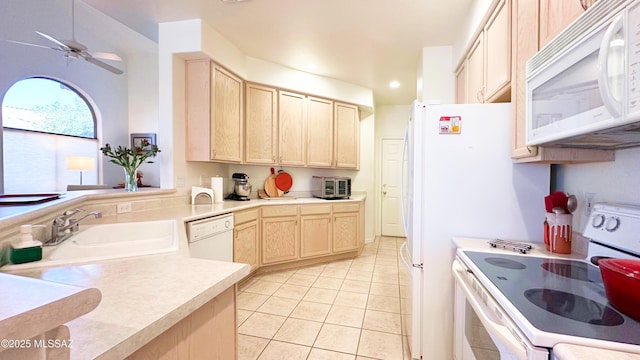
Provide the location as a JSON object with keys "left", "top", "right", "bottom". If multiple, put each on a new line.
{"left": 599, "top": 258, "right": 640, "bottom": 321}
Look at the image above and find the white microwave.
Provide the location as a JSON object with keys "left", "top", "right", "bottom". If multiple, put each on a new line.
{"left": 526, "top": 0, "right": 640, "bottom": 149}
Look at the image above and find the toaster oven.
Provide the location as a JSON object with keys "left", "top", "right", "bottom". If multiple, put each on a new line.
{"left": 311, "top": 176, "right": 351, "bottom": 199}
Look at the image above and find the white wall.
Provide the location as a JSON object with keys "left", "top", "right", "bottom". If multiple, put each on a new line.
{"left": 418, "top": 46, "right": 455, "bottom": 104}
{"left": 0, "top": 0, "right": 157, "bottom": 189}
{"left": 555, "top": 147, "right": 640, "bottom": 231}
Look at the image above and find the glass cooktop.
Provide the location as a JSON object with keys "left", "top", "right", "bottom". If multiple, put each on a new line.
{"left": 461, "top": 250, "right": 640, "bottom": 346}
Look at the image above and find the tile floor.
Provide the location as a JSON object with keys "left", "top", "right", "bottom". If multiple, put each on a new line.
{"left": 236, "top": 236, "right": 410, "bottom": 360}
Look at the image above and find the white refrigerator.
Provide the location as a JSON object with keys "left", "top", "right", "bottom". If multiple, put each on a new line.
{"left": 399, "top": 101, "right": 550, "bottom": 360}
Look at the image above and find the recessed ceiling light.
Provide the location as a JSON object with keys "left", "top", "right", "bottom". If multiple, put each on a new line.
{"left": 389, "top": 81, "right": 400, "bottom": 88}
{"left": 221, "top": 0, "right": 248, "bottom": 3}
{"left": 307, "top": 63, "right": 318, "bottom": 71}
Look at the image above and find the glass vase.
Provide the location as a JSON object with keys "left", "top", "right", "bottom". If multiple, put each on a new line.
{"left": 123, "top": 167, "right": 139, "bottom": 192}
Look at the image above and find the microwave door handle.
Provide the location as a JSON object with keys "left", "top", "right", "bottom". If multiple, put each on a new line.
{"left": 400, "top": 126, "right": 409, "bottom": 234}
{"left": 598, "top": 14, "right": 624, "bottom": 118}
{"left": 452, "top": 261, "right": 531, "bottom": 358}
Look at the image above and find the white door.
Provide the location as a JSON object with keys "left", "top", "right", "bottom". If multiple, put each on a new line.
{"left": 381, "top": 138, "right": 405, "bottom": 237}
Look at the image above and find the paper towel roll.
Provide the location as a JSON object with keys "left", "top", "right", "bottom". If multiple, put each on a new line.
{"left": 211, "top": 176, "right": 224, "bottom": 203}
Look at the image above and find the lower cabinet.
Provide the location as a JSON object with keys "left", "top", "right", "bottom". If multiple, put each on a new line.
{"left": 127, "top": 287, "right": 236, "bottom": 360}
{"left": 332, "top": 204, "right": 360, "bottom": 253}
{"left": 243, "top": 202, "right": 363, "bottom": 267}
{"left": 261, "top": 206, "right": 299, "bottom": 265}
{"left": 300, "top": 205, "right": 332, "bottom": 258}
{"left": 234, "top": 208, "right": 260, "bottom": 272}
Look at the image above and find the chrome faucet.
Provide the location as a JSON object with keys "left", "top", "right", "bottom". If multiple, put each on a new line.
{"left": 44, "top": 208, "right": 102, "bottom": 246}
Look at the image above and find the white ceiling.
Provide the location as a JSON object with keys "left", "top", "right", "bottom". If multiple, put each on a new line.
{"left": 82, "top": 0, "right": 473, "bottom": 105}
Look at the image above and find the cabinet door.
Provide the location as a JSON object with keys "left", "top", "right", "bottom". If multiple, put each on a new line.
{"left": 455, "top": 64, "right": 467, "bottom": 104}
{"left": 278, "top": 91, "right": 306, "bottom": 166}
{"left": 211, "top": 65, "right": 243, "bottom": 163}
{"left": 306, "top": 97, "right": 334, "bottom": 167}
{"left": 334, "top": 102, "right": 359, "bottom": 169}
{"left": 332, "top": 212, "right": 359, "bottom": 253}
{"left": 234, "top": 220, "right": 259, "bottom": 272}
{"left": 185, "top": 60, "right": 212, "bottom": 162}
{"left": 261, "top": 216, "right": 299, "bottom": 264}
{"left": 466, "top": 35, "right": 484, "bottom": 104}
{"left": 539, "top": 0, "right": 584, "bottom": 48}
{"left": 300, "top": 214, "right": 331, "bottom": 258}
{"left": 511, "top": 0, "right": 539, "bottom": 159}
{"left": 245, "top": 83, "right": 277, "bottom": 164}
{"left": 484, "top": 0, "right": 511, "bottom": 102}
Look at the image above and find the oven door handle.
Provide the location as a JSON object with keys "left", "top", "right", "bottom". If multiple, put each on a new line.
{"left": 452, "top": 260, "right": 531, "bottom": 359}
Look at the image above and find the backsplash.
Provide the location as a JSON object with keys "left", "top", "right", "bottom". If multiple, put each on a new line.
{"left": 555, "top": 147, "right": 640, "bottom": 231}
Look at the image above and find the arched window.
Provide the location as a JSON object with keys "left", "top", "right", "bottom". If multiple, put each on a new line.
{"left": 2, "top": 77, "right": 96, "bottom": 138}
{"left": 2, "top": 77, "right": 99, "bottom": 193}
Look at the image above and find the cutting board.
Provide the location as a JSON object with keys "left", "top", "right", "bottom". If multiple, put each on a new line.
{"left": 264, "top": 168, "right": 280, "bottom": 197}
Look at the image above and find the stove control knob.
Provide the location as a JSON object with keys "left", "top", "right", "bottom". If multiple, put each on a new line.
{"left": 605, "top": 217, "right": 621, "bottom": 232}
{"left": 592, "top": 214, "right": 606, "bottom": 228}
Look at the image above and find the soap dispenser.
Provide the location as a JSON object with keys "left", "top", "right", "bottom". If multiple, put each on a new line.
{"left": 10, "top": 225, "right": 43, "bottom": 264}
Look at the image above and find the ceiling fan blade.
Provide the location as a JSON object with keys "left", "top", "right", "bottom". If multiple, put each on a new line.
{"left": 6, "top": 39, "right": 55, "bottom": 50}
{"left": 85, "top": 56, "right": 123, "bottom": 75}
{"left": 91, "top": 52, "right": 122, "bottom": 62}
{"left": 35, "top": 31, "right": 70, "bottom": 50}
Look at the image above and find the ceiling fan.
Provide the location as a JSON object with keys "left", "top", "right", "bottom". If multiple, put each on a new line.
{"left": 7, "top": 0, "right": 124, "bottom": 75}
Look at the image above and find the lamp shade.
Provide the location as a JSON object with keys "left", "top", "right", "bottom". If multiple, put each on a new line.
{"left": 66, "top": 156, "right": 95, "bottom": 171}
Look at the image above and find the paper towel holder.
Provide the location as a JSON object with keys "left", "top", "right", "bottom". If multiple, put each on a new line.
{"left": 191, "top": 186, "right": 213, "bottom": 204}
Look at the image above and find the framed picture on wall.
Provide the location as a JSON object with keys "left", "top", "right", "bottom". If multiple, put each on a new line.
{"left": 130, "top": 133, "right": 156, "bottom": 150}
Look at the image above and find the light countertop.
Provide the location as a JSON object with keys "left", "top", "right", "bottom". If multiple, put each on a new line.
{"left": 0, "top": 190, "right": 366, "bottom": 359}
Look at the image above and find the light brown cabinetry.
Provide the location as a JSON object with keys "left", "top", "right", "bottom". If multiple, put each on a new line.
{"left": 484, "top": 0, "right": 511, "bottom": 102}
{"left": 457, "top": 0, "right": 511, "bottom": 104}
{"left": 455, "top": 64, "right": 467, "bottom": 104}
{"left": 127, "top": 287, "right": 236, "bottom": 360}
{"left": 332, "top": 204, "right": 360, "bottom": 253}
{"left": 245, "top": 83, "right": 277, "bottom": 164}
{"left": 234, "top": 208, "right": 260, "bottom": 272}
{"left": 306, "top": 97, "right": 334, "bottom": 167}
{"left": 186, "top": 60, "right": 243, "bottom": 163}
{"left": 334, "top": 102, "right": 360, "bottom": 169}
{"left": 510, "top": 0, "right": 614, "bottom": 163}
{"left": 538, "top": 0, "right": 584, "bottom": 48}
{"left": 261, "top": 206, "right": 299, "bottom": 264}
{"left": 466, "top": 36, "right": 484, "bottom": 104}
{"left": 278, "top": 91, "right": 307, "bottom": 166}
{"left": 300, "top": 205, "right": 332, "bottom": 258}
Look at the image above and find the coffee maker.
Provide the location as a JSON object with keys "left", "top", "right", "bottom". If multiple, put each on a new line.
{"left": 226, "top": 173, "right": 252, "bottom": 201}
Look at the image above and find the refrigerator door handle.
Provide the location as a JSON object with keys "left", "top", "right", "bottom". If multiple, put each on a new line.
{"left": 400, "top": 126, "right": 409, "bottom": 234}
{"left": 400, "top": 241, "right": 423, "bottom": 269}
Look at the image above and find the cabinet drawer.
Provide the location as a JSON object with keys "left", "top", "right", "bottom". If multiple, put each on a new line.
{"left": 332, "top": 203, "right": 359, "bottom": 213}
{"left": 262, "top": 206, "right": 298, "bottom": 218}
{"left": 300, "top": 205, "right": 331, "bottom": 215}
{"left": 234, "top": 208, "right": 259, "bottom": 225}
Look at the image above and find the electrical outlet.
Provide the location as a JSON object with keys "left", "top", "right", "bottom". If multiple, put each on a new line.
{"left": 177, "top": 176, "right": 186, "bottom": 188}
{"left": 584, "top": 192, "right": 596, "bottom": 215}
{"left": 117, "top": 202, "right": 132, "bottom": 214}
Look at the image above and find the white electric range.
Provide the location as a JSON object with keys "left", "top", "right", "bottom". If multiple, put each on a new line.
{"left": 453, "top": 203, "right": 640, "bottom": 360}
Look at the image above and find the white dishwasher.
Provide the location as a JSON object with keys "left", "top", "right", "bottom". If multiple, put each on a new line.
{"left": 186, "top": 213, "right": 234, "bottom": 262}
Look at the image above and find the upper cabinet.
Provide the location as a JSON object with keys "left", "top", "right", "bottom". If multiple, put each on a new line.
{"left": 456, "top": 0, "right": 511, "bottom": 104}
{"left": 334, "top": 103, "right": 359, "bottom": 169}
{"left": 186, "top": 60, "right": 360, "bottom": 169}
{"left": 186, "top": 59, "right": 243, "bottom": 163}
{"left": 278, "top": 90, "right": 307, "bottom": 166}
{"left": 245, "top": 83, "right": 277, "bottom": 165}
{"left": 510, "top": 0, "right": 614, "bottom": 163}
{"left": 306, "top": 97, "right": 334, "bottom": 168}
{"left": 538, "top": 0, "right": 584, "bottom": 48}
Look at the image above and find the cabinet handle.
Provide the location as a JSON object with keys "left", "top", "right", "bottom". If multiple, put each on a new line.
{"left": 211, "top": 149, "right": 216, "bottom": 158}
{"left": 279, "top": 156, "right": 283, "bottom": 163}
{"left": 234, "top": 229, "right": 238, "bottom": 238}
